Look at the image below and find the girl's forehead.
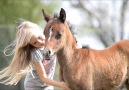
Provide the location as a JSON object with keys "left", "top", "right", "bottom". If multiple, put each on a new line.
{"left": 31, "top": 28, "right": 45, "bottom": 38}
{"left": 31, "top": 27, "right": 42, "bottom": 34}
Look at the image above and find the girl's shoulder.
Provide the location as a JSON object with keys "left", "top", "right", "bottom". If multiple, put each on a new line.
{"left": 32, "top": 48, "right": 44, "bottom": 54}
{"left": 31, "top": 48, "right": 44, "bottom": 62}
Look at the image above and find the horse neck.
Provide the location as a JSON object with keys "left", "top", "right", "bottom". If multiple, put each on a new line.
{"left": 57, "top": 25, "right": 77, "bottom": 67}
{"left": 57, "top": 47, "right": 74, "bottom": 68}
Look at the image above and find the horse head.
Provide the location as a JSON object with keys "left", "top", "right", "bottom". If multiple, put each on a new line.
{"left": 42, "top": 8, "right": 77, "bottom": 60}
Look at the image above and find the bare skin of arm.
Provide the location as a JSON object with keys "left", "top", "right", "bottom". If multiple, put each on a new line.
{"left": 33, "top": 61, "right": 69, "bottom": 90}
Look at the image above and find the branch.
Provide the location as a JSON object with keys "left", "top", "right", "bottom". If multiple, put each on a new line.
{"left": 120, "top": 0, "right": 128, "bottom": 40}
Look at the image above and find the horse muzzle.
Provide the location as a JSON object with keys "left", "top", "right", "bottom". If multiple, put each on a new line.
{"left": 43, "top": 48, "right": 54, "bottom": 60}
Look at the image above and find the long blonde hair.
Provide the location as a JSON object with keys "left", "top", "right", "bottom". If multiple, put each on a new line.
{"left": 0, "top": 19, "right": 43, "bottom": 85}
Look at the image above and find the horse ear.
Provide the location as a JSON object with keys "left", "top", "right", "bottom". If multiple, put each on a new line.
{"left": 42, "top": 9, "right": 51, "bottom": 22}
{"left": 59, "top": 8, "right": 66, "bottom": 23}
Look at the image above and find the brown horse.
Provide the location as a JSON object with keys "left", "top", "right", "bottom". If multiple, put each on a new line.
{"left": 42, "top": 8, "right": 129, "bottom": 90}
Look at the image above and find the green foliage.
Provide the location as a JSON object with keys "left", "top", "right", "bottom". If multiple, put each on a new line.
{"left": 0, "top": 0, "right": 39, "bottom": 24}
{"left": 0, "top": 0, "right": 60, "bottom": 24}
{"left": 0, "top": 26, "right": 15, "bottom": 69}
{"left": 0, "top": 1, "right": 61, "bottom": 89}
{"left": 0, "top": 0, "right": 60, "bottom": 69}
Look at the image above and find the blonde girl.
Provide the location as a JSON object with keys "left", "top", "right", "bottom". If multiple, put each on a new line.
{"left": 0, "top": 19, "right": 69, "bottom": 90}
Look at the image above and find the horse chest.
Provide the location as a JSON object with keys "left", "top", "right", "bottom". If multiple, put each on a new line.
{"left": 62, "top": 67, "right": 88, "bottom": 90}
{"left": 63, "top": 74, "right": 84, "bottom": 90}
{"left": 63, "top": 68, "right": 79, "bottom": 81}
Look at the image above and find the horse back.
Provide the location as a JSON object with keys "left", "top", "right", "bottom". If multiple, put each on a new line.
{"left": 88, "top": 40, "right": 129, "bottom": 89}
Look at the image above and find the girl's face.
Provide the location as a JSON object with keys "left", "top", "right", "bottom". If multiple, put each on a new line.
{"left": 29, "top": 30, "right": 45, "bottom": 48}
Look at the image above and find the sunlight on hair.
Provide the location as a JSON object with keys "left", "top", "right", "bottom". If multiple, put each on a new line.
{"left": 0, "top": 19, "right": 42, "bottom": 85}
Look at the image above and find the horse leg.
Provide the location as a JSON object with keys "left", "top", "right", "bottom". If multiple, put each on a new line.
{"left": 59, "top": 67, "right": 64, "bottom": 81}
{"left": 84, "top": 66, "right": 93, "bottom": 90}
{"left": 83, "top": 74, "right": 93, "bottom": 90}
{"left": 84, "top": 79, "right": 93, "bottom": 90}
{"left": 124, "top": 79, "right": 129, "bottom": 90}
{"left": 59, "top": 68, "right": 70, "bottom": 90}
{"left": 125, "top": 67, "right": 129, "bottom": 90}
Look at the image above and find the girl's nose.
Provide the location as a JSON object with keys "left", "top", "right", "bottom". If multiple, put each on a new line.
{"left": 40, "top": 34, "right": 45, "bottom": 40}
{"left": 38, "top": 39, "right": 45, "bottom": 44}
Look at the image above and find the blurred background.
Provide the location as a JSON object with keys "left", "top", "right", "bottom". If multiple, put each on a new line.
{"left": 0, "top": 0, "right": 129, "bottom": 90}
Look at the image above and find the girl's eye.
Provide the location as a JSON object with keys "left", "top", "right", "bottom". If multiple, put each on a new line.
{"left": 38, "top": 37, "right": 40, "bottom": 40}
{"left": 38, "top": 36, "right": 41, "bottom": 39}
{"left": 51, "top": 28, "right": 53, "bottom": 32}
{"left": 34, "top": 41, "right": 37, "bottom": 45}
{"left": 38, "top": 36, "right": 43, "bottom": 40}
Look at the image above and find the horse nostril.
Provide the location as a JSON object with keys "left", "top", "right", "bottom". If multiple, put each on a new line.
{"left": 48, "top": 50, "right": 51, "bottom": 55}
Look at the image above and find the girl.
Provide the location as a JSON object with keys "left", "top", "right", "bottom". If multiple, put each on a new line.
{"left": 0, "top": 19, "right": 69, "bottom": 90}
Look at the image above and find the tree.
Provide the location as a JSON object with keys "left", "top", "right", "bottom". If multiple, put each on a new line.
{"left": 0, "top": 0, "right": 60, "bottom": 90}
{"left": 70, "top": 1, "right": 129, "bottom": 89}
{"left": 0, "top": 0, "right": 59, "bottom": 68}
{"left": 70, "top": 0, "right": 129, "bottom": 47}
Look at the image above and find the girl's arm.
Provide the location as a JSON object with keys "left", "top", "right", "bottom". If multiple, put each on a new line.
{"left": 33, "top": 61, "right": 69, "bottom": 90}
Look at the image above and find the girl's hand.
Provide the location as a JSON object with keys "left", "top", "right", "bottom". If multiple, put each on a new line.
{"left": 60, "top": 82, "right": 70, "bottom": 90}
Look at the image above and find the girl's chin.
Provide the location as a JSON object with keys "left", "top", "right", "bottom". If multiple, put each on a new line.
{"left": 39, "top": 47, "right": 44, "bottom": 50}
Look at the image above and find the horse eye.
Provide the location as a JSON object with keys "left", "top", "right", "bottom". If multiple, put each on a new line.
{"left": 55, "top": 32, "right": 62, "bottom": 39}
{"left": 50, "top": 28, "right": 53, "bottom": 32}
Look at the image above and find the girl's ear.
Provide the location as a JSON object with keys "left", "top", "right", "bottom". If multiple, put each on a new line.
{"left": 59, "top": 8, "right": 66, "bottom": 23}
{"left": 42, "top": 9, "right": 51, "bottom": 22}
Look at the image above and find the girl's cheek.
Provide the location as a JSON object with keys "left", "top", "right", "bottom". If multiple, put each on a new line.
{"left": 42, "top": 34, "right": 45, "bottom": 40}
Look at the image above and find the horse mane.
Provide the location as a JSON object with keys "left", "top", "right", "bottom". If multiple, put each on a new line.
{"left": 82, "top": 45, "right": 90, "bottom": 49}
